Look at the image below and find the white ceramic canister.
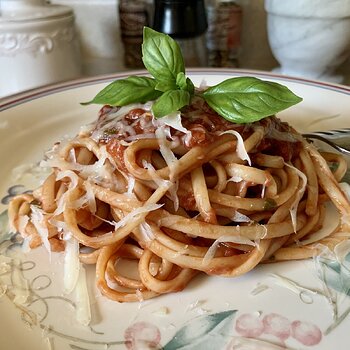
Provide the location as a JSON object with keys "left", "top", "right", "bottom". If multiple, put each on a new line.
{"left": 0, "top": 0, "right": 81, "bottom": 98}
{"left": 265, "top": 0, "right": 350, "bottom": 83}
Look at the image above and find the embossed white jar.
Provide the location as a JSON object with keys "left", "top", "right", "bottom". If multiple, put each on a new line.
{"left": 0, "top": 0, "right": 81, "bottom": 97}
{"left": 265, "top": 0, "right": 350, "bottom": 82}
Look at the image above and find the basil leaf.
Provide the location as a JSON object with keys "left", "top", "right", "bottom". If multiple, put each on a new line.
{"left": 81, "top": 76, "right": 162, "bottom": 106}
{"left": 176, "top": 72, "right": 187, "bottom": 90}
{"left": 142, "top": 27, "right": 185, "bottom": 85}
{"left": 176, "top": 72, "right": 195, "bottom": 95}
{"left": 152, "top": 90, "right": 190, "bottom": 118}
{"left": 201, "top": 77, "right": 302, "bottom": 124}
{"left": 185, "top": 77, "right": 195, "bottom": 95}
{"left": 155, "top": 80, "right": 177, "bottom": 93}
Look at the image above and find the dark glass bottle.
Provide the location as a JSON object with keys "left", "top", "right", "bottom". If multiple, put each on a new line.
{"left": 152, "top": 0, "right": 208, "bottom": 67}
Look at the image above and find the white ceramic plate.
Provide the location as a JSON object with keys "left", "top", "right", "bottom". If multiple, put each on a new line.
{"left": 1, "top": 69, "right": 350, "bottom": 350}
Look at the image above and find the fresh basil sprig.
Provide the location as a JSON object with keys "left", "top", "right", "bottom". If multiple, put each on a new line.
{"left": 82, "top": 26, "right": 302, "bottom": 123}
{"left": 82, "top": 27, "right": 193, "bottom": 118}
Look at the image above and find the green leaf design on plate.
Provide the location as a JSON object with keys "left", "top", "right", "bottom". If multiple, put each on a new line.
{"left": 0, "top": 210, "right": 13, "bottom": 244}
{"left": 317, "top": 254, "right": 350, "bottom": 297}
{"left": 163, "top": 310, "right": 237, "bottom": 350}
{"left": 341, "top": 168, "right": 350, "bottom": 184}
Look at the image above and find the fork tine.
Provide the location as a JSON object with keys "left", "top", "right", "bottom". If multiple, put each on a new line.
{"left": 305, "top": 128, "right": 350, "bottom": 137}
{"left": 303, "top": 132, "right": 350, "bottom": 155}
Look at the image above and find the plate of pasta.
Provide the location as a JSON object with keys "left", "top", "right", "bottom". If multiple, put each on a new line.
{"left": 2, "top": 64, "right": 350, "bottom": 350}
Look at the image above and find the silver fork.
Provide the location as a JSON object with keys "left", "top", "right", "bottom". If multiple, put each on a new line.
{"left": 303, "top": 128, "right": 350, "bottom": 183}
{"left": 303, "top": 128, "right": 350, "bottom": 155}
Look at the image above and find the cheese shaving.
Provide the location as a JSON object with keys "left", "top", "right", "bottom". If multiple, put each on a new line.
{"left": 186, "top": 299, "right": 207, "bottom": 312}
{"left": 91, "top": 103, "right": 153, "bottom": 142}
{"left": 74, "top": 265, "right": 91, "bottom": 326}
{"left": 135, "top": 289, "right": 144, "bottom": 304}
{"left": 70, "top": 181, "right": 97, "bottom": 214}
{"left": 284, "top": 163, "right": 307, "bottom": 232}
{"left": 152, "top": 306, "right": 170, "bottom": 316}
{"left": 112, "top": 204, "right": 163, "bottom": 232}
{"left": 250, "top": 283, "right": 269, "bottom": 296}
{"left": 154, "top": 111, "right": 190, "bottom": 135}
{"left": 155, "top": 126, "right": 179, "bottom": 181}
{"left": 79, "top": 146, "right": 113, "bottom": 181}
{"left": 202, "top": 235, "right": 256, "bottom": 265}
{"left": 142, "top": 160, "right": 179, "bottom": 211}
{"left": 142, "top": 160, "right": 169, "bottom": 188}
{"left": 227, "top": 175, "right": 243, "bottom": 183}
{"left": 139, "top": 222, "right": 155, "bottom": 243}
{"left": 54, "top": 170, "right": 80, "bottom": 216}
{"left": 127, "top": 176, "right": 136, "bottom": 196}
{"left": 231, "top": 210, "right": 251, "bottom": 223}
{"left": 220, "top": 130, "right": 251, "bottom": 166}
{"left": 152, "top": 128, "right": 179, "bottom": 201}
{"left": 30, "top": 205, "right": 51, "bottom": 258}
{"left": 63, "top": 236, "right": 80, "bottom": 294}
{"left": 18, "top": 215, "right": 29, "bottom": 234}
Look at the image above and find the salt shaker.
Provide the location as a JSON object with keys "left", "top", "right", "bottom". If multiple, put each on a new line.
{"left": 152, "top": 0, "right": 208, "bottom": 67}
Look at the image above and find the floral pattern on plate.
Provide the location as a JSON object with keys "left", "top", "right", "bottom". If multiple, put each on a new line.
{"left": 1, "top": 186, "right": 350, "bottom": 350}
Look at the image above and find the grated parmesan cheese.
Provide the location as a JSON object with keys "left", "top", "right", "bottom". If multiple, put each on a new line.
{"left": 202, "top": 235, "right": 256, "bottom": 265}
{"left": 111, "top": 204, "right": 163, "bottom": 232}
{"left": 30, "top": 205, "right": 51, "bottom": 258}
{"left": 138, "top": 222, "right": 155, "bottom": 242}
{"left": 220, "top": 130, "right": 251, "bottom": 166}
{"left": 153, "top": 111, "right": 190, "bottom": 136}
{"left": 63, "top": 236, "right": 80, "bottom": 294}
{"left": 74, "top": 265, "right": 91, "bottom": 326}
{"left": 284, "top": 163, "right": 307, "bottom": 233}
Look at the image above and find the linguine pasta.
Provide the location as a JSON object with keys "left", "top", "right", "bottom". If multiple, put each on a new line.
{"left": 8, "top": 96, "right": 350, "bottom": 302}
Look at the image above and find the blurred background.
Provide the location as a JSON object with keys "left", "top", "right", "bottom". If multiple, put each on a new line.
{"left": 1, "top": 0, "right": 350, "bottom": 98}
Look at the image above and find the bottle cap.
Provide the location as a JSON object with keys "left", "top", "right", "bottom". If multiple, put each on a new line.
{"left": 153, "top": 0, "right": 208, "bottom": 39}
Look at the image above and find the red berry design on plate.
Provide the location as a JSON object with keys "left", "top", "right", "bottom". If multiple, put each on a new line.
{"left": 263, "top": 313, "right": 291, "bottom": 341}
{"left": 235, "top": 313, "right": 264, "bottom": 338}
{"left": 124, "top": 322, "right": 161, "bottom": 350}
{"left": 291, "top": 320, "right": 322, "bottom": 346}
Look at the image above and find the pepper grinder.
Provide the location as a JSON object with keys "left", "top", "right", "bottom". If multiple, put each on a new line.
{"left": 152, "top": 0, "right": 208, "bottom": 67}
{"left": 119, "top": 0, "right": 149, "bottom": 68}
{"left": 206, "top": 0, "right": 242, "bottom": 68}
